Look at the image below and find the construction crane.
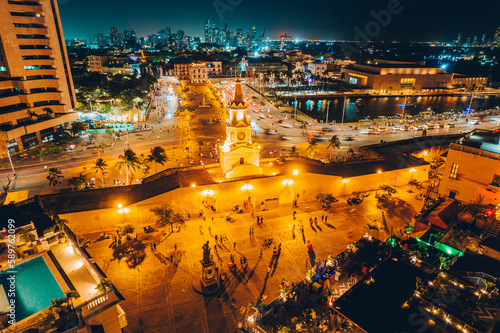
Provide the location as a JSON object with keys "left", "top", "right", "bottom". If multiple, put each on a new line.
{"left": 280, "top": 33, "right": 293, "bottom": 42}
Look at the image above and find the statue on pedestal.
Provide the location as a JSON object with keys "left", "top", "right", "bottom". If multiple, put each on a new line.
{"left": 202, "top": 241, "right": 211, "bottom": 264}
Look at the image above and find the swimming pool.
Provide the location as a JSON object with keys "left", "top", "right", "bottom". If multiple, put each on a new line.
{"left": 0, "top": 256, "right": 65, "bottom": 321}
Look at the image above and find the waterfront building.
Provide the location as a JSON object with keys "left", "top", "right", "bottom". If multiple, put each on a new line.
{"left": 0, "top": 0, "right": 78, "bottom": 158}
{"left": 340, "top": 60, "right": 453, "bottom": 94}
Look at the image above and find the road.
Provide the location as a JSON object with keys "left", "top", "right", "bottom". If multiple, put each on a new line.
{"left": 1, "top": 80, "right": 498, "bottom": 198}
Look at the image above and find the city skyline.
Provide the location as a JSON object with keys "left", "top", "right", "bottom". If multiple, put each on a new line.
{"left": 59, "top": 0, "right": 500, "bottom": 42}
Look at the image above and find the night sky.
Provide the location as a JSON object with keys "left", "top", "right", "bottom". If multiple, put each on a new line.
{"left": 59, "top": 0, "right": 500, "bottom": 42}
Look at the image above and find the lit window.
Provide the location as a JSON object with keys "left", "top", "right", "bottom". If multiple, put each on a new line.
{"left": 0, "top": 66, "right": 6, "bottom": 72}
{"left": 236, "top": 111, "right": 243, "bottom": 121}
{"left": 24, "top": 65, "right": 40, "bottom": 70}
{"left": 449, "top": 163, "right": 458, "bottom": 179}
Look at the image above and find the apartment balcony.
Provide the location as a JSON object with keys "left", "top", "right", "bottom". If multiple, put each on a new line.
{"left": 8, "top": 3, "right": 43, "bottom": 13}
{"left": 0, "top": 112, "right": 78, "bottom": 141}
{"left": 9, "top": 16, "right": 45, "bottom": 25}
{"left": 13, "top": 26, "right": 48, "bottom": 35}
{"left": 19, "top": 47, "right": 53, "bottom": 57}
{"left": 16, "top": 37, "right": 50, "bottom": 47}
{"left": 22, "top": 58, "right": 55, "bottom": 67}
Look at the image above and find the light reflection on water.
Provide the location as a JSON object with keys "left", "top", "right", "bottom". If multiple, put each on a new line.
{"left": 286, "top": 95, "right": 500, "bottom": 122}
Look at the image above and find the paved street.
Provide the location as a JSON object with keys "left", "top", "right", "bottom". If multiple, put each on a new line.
{"left": 84, "top": 183, "right": 425, "bottom": 333}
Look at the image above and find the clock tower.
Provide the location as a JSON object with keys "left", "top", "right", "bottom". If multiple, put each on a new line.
{"left": 219, "top": 82, "right": 262, "bottom": 178}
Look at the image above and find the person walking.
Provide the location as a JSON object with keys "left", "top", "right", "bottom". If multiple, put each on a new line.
{"left": 257, "top": 216, "right": 260, "bottom": 225}
{"left": 321, "top": 215, "right": 324, "bottom": 222}
{"left": 260, "top": 215, "right": 264, "bottom": 223}
{"left": 293, "top": 211, "right": 296, "bottom": 220}
{"left": 325, "top": 215, "right": 328, "bottom": 223}
{"left": 233, "top": 242, "right": 236, "bottom": 250}
{"left": 314, "top": 217, "right": 318, "bottom": 225}
{"left": 174, "top": 243, "right": 177, "bottom": 252}
{"left": 215, "top": 235, "right": 218, "bottom": 243}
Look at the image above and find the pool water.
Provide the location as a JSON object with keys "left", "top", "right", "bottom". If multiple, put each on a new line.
{"left": 0, "top": 256, "right": 65, "bottom": 321}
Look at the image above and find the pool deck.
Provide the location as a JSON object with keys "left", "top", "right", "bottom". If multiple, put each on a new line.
{"left": 50, "top": 243, "right": 100, "bottom": 303}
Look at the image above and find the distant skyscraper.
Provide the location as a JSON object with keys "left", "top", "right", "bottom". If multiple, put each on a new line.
{"left": 494, "top": 28, "right": 500, "bottom": 46}
{"left": 204, "top": 18, "right": 216, "bottom": 43}
{"left": 455, "top": 33, "right": 462, "bottom": 46}
{"left": 124, "top": 29, "right": 136, "bottom": 42}
{"left": 482, "top": 34, "right": 486, "bottom": 45}
{"left": 110, "top": 27, "right": 118, "bottom": 45}
{"left": 473, "top": 36, "right": 478, "bottom": 46}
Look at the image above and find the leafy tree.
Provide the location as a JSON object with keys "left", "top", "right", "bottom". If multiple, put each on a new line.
{"left": 116, "top": 223, "right": 134, "bottom": 237}
{"left": 115, "top": 149, "right": 140, "bottom": 185}
{"left": 112, "top": 239, "right": 146, "bottom": 268}
{"left": 46, "top": 167, "right": 63, "bottom": 191}
{"left": 306, "top": 138, "right": 319, "bottom": 159}
{"left": 19, "top": 229, "right": 36, "bottom": 246}
{"left": 315, "top": 193, "right": 337, "bottom": 209}
{"left": 67, "top": 173, "right": 88, "bottom": 191}
{"left": 150, "top": 204, "right": 185, "bottom": 234}
{"left": 146, "top": 146, "right": 168, "bottom": 173}
{"left": 92, "top": 158, "right": 108, "bottom": 186}
{"left": 36, "top": 311, "right": 56, "bottom": 329}
{"left": 39, "top": 143, "right": 63, "bottom": 157}
{"left": 70, "top": 121, "right": 86, "bottom": 137}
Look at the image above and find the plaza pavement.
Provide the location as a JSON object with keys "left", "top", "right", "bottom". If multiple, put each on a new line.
{"left": 84, "top": 183, "right": 425, "bottom": 333}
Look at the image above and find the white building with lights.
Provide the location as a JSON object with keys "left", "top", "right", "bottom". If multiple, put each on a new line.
{"left": 219, "top": 82, "right": 262, "bottom": 178}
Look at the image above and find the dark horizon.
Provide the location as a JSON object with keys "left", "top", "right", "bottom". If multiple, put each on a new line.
{"left": 59, "top": 0, "right": 500, "bottom": 43}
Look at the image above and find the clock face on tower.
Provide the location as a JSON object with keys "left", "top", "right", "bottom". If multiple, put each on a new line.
{"left": 237, "top": 131, "right": 246, "bottom": 141}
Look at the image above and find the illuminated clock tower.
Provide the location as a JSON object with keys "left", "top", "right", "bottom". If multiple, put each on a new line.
{"left": 219, "top": 81, "right": 262, "bottom": 178}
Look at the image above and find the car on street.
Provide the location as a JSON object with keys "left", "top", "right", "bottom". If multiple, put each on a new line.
{"left": 426, "top": 124, "right": 436, "bottom": 130}
{"left": 446, "top": 123, "right": 456, "bottom": 128}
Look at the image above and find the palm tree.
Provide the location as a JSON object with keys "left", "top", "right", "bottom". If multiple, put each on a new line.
{"left": 339, "top": 72, "right": 346, "bottom": 90}
{"left": 327, "top": 135, "right": 340, "bottom": 161}
{"left": 46, "top": 167, "right": 63, "bottom": 191}
{"left": 289, "top": 146, "right": 298, "bottom": 157}
{"left": 197, "top": 140, "right": 204, "bottom": 153}
{"left": 115, "top": 149, "right": 140, "bottom": 185}
{"left": 96, "top": 278, "right": 112, "bottom": 294}
{"left": 364, "top": 223, "right": 379, "bottom": 237}
{"left": 146, "top": 146, "right": 168, "bottom": 173}
{"left": 92, "top": 158, "right": 108, "bottom": 186}
{"left": 67, "top": 173, "right": 87, "bottom": 191}
{"left": 19, "top": 229, "right": 36, "bottom": 246}
{"left": 306, "top": 138, "right": 319, "bottom": 159}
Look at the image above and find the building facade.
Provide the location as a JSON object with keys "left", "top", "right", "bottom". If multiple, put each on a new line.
{"left": 439, "top": 130, "right": 500, "bottom": 204}
{"left": 340, "top": 60, "right": 454, "bottom": 93}
{"left": 306, "top": 61, "right": 328, "bottom": 77}
{"left": 0, "top": 0, "right": 78, "bottom": 157}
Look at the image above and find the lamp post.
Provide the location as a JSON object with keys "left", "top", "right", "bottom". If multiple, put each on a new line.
{"left": 326, "top": 100, "right": 330, "bottom": 125}
{"left": 6, "top": 149, "right": 16, "bottom": 176}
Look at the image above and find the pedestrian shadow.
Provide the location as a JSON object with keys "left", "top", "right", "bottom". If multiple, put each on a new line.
{"left": 310, "top": 225, "right": 317, "bottom": 233}
{"left": 245, "top": 255, "right": 262, "bottom": 283}
{"left": 324, "top": 222, "right": 336, "bottom": 229}
{"left": 270, "top": 253, "right": 280, "bottom": 276}
{"left": 315, "top": 224, "right": 322, "bottom": 232}
{"left": 302, "top": 232, "right": 306, "bottom": 244}
{"left": 308, "top": 250, "right": 316, "bottom": 267}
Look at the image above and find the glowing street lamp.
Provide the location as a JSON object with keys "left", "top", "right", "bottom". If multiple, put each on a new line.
{"left": 292, "top": 169, "right": 299, "bottom": 176}
{"left": 282, "top": 179, "right": 294, "bottom": 186}
{"left": 241, "top": 184, "right": 254, "bottom": 191}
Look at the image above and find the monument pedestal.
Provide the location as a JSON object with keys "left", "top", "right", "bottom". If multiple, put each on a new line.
{"left": 200, "top": 260, "right": 218, "bottom": 288}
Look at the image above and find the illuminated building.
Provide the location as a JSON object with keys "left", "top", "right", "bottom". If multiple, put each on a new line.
{"left": 439, "top": 129, "right": 500, "bottom": 204}
{"left": 340, "top": 59, "right": 453, "bottom": 93}
{"left": 219, "top": 81, "right": 261, "bottom": 178}
{"left": 0, "top": 0, "right": 78, "bottom": 158}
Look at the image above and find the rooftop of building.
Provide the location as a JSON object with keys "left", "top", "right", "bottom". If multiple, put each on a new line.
{"left": 480, "top": 236, "right": 500, "bottom": 252}
{"left": 334, "top": 259, "right": 430, "bottom": 333}
{"left": 450, "top": 252, "right": 500, "bottom": 278}
{"left": 453, "top": 129, "right": 500, "bottom": 154}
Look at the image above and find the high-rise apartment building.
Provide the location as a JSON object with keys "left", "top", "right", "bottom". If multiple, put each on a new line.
{"left": 494, "top": 27, "right": 500, "bottom": 46}
{"left": 0, "top": 0, "right": 78, "bottom": 158}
